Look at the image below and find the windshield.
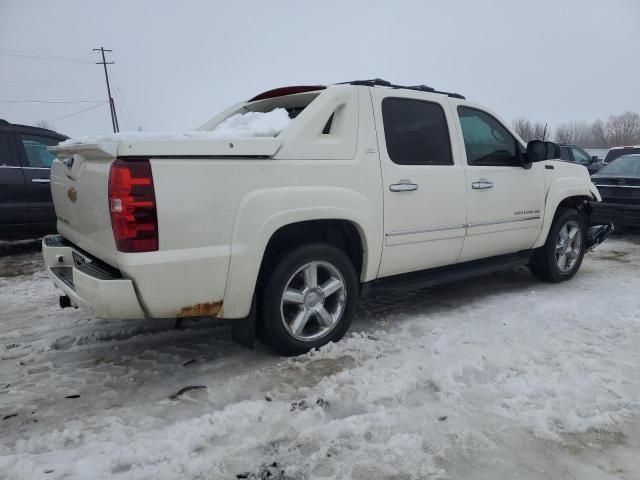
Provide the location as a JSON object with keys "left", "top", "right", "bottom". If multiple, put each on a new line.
{"left": 604, "top": 147, "right": 640, "bottom": 164}
{"left": 598, "top": 154, "right": 640, "bottom": 175}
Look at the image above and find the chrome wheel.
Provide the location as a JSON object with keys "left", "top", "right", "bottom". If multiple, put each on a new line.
{"left": 555, "top": 220, "right": 582, "bottom": 273}
{"left": 280, "top": 261, "right": 347, "bottom": 342}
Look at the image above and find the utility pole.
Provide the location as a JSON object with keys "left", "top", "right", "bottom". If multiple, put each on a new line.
{"left": 93, "top": 47, "right": 119, "bottom": 133}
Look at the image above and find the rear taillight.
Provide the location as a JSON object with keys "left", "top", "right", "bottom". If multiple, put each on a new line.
{"left": 108, "top": 158, "right": 158, "bottom": 252}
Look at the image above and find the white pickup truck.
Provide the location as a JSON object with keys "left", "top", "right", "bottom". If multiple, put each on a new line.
{"left": 43, "top": 79, "right": 611, "bottom": 354}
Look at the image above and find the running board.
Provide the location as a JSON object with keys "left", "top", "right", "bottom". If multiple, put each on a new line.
{"left": 362, "top": 250, "right": 533, "bottom": 297}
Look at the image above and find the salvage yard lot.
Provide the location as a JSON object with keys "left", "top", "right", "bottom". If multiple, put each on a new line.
{"left": 1, "top": 236, "right": 640, "bottom": 479}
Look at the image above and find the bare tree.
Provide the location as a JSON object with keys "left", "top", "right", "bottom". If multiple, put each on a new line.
{"left": 513, "top": 117, "right": 532, "bottom": 141}
{"left": 514, "top": 111, "right": 640, "bottom": 148}
{"left": 591, "top": 119, "right": 607, "bottom": 148}
{"left": 35, "top": 120, "right": 54, "bottom": 130}
{"left": 553, "top": 121, "right": 593, "bottom": 146}
{"left": 605, "top": 112, "right": 640, "bottom": 146}
{"left": 512, "top": 117, "right": 547, "bottom": 142}
{"left": 531, "top": 121, "right": 547, "bottom": 141}
{"left": 554, "top": 124, "right": 572, "bottom": 144}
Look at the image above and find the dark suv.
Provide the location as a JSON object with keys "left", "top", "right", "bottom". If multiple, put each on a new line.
{"left": 0, "top": 120, "right": 67, "bottom": 240}
{"left": 559, "top": 144, "right": 603, "bottom": 175}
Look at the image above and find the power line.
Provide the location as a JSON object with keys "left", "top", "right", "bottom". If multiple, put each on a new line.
{"left": 48, "top": 102, "right": 109, "bottom": 122}
{"left": 93, "top": 47, "right": 119, "bottom": 132}
{"left": 0, "top": 49, "right": 93, "bottom": 64}
{"left": 0, "top": 99, "right": 104, "bottom": 104}
{"left": 0, "top": 80, "right": 103, "bottom": 85}
{"left": 109, "top": 68, "right": 134, "bottom": 130}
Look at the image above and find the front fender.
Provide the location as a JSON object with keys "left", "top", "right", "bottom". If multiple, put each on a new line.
{"left": 221, "top": 186, "right": 381, "bottom": 318}
{"left": 532, "top": 177, "right": 594, "bottom": 249}
{"left": 590, "top": 182, "right": 602, "bottom": 202}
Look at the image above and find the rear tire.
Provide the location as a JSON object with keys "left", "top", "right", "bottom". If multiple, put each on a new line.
{"left": 530, "top": 208, "right": 586, "bottom": 282}
{"left": 261, "top": 243, "right": 359, "bottom": 355}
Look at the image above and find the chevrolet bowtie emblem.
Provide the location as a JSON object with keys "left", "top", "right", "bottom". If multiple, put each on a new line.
{"left": 67, "top": 186, "right": 78, "bottom": 203}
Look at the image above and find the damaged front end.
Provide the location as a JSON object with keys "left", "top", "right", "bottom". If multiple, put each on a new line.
{"left": 586, "top": 222, "right": 614, "bottom": 252}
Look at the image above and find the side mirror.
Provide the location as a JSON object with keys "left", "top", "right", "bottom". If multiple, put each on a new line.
{"left": 526, "top": 140, "right": 560, "bottom": 163}
{"left": 591, "top": 156, "right": 599, "bottom": 163}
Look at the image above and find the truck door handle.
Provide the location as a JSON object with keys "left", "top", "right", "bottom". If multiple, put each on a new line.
{"left": 389, "top": 183, "right": 418, "bottom": 192}
{"left": 32, "top": 178, "right": 50, "bottom": 184}
{"left": 472, "top": 179, "right": 493, "bottom": 190}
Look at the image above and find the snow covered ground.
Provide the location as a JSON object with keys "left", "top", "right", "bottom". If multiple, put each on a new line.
{"left": 1, "top": 235, "right": 639, "bottom": 479}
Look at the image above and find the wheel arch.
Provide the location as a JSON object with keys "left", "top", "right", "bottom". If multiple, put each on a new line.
{"left": 220, "top": 186, "right": 380, "bottom": 318}
{"left": 533, "top": 178, "right": 594, "bottom": 248}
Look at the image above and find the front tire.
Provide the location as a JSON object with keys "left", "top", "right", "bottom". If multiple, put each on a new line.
{"left": 530, "top": 208, "right": 586, "bottom": 282}
{"left": 261, "top": 243, "right": 359, "bottom": 355}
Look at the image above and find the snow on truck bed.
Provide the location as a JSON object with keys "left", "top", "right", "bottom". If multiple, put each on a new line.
{"left": 1, "top": 236, "right": 640, "bottom": 479}
{"left": 58, "top": 108, "right": 291, "bottom": 146}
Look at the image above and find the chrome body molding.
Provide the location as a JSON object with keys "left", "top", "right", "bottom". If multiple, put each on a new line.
{"left": 467, "top": 215, "right": 541, "bottom": 228}
{"left": 595, "top": 184, "right": 640, "bottom": 189}
{"left": 0, "top": 166, "right": 50, "bottom": 170}
{"left": 385, "top": 224, "right": 466, "bottom": 237}
{"left": 386, "top": 216, "right": 541, "bottom": 237}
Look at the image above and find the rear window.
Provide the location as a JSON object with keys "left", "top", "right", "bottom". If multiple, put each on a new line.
{"left": 381, "top": 97, "right": 452, "bottom": 165}
{"left": 199, "top": 89, "right": 324, "bottom": 133}
{"left": 604, "top": 147, "right": 640, "bottom": 164}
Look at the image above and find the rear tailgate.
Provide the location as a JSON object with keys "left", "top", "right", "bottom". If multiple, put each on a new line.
{"left": 49, "top": 143, "right": 119, "bottom": 266}
{"left": 49, "top": 137, "right": 283, "bottom": 268}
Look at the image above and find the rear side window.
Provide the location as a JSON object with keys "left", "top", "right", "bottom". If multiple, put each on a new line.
{"left": 0, "top": 132, "right": 20, "bottom": 167}
{"left": 458, "top": 106, "right": 520, "bottom": 167}
{"left": 381, "top": 97, "right": 453, "bottom": 165}
{"left": 19, "top": 134, "right": 59, "bottom": 168}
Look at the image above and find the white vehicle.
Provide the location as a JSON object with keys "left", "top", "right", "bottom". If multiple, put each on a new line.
{"left": 43, "top": 79, "right": 612, "bottom": 354}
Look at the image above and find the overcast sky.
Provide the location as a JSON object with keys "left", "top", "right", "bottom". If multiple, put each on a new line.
{"left": 1, "top": 0, "right": 639, "bottom": 137}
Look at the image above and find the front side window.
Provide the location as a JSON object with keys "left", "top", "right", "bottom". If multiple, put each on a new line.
{"left": 19, "top": 134, "right": 59, "bottom": 168}
{"left": 560, "top": 146, "right": 571, "bottom": 161}
{"left": 381, "top": 97, "right": 453, "bottom": 166}
{"left": 458, "top": 107, "right": 520, "bottom": 167}
{"left": 571, "top": 147, "right": 591, "bottom": 164}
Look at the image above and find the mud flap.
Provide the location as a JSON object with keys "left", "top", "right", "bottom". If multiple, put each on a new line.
{"left": 586, "top": 222, "right": 614, "bottom": 252}
{"left": 231, "top": 295, "right": 257, "bottom": 349}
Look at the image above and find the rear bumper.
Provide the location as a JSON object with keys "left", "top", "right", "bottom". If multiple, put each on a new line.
{"left": 591, "top": 201, "right": 640, "bottom": 227}
{"left": 42, "top": 235, "right": 146, "bottom": 319}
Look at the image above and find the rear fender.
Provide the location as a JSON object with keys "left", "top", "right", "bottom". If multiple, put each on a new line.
{"left": 221, "top": 186, "right": 379, "bottom": 318}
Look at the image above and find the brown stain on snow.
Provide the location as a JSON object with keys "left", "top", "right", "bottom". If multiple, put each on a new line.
{"left": 177, "top": 301, "right": 223, "bottom": 318}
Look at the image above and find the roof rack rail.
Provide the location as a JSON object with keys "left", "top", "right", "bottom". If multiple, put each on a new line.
{"left": 341, "top": 78, "right": 465, "bottom": 100}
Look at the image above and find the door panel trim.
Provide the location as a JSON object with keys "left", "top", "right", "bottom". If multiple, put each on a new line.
{"left": 387, "top": 216, "right": 540, "bottom": 238}
{"left": 386, "top": 223, "right": 466, "bottom": 237}
{"left": 467, "top": 215, "right": 540, "bottom": 228}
